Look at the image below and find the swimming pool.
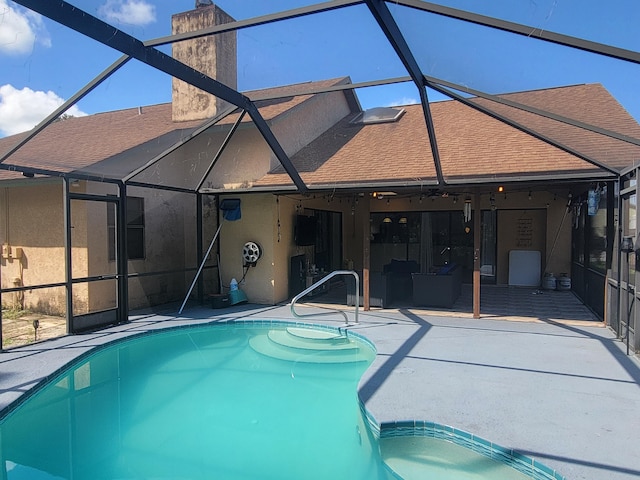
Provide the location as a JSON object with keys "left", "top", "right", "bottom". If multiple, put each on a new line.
{"left": 0, "top": 321, "right": 563, "bottom": 479}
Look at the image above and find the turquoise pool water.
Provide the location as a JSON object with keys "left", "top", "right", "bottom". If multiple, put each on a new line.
{"left": 0, "top": 322, "right": 562, "bottom": 479}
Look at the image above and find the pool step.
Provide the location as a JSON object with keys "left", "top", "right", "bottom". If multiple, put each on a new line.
{"left": 249, "top": 327, "right": 368, "bottom": 364}
{"left": 269, "top": 328, "right": 357, "bottom": 351}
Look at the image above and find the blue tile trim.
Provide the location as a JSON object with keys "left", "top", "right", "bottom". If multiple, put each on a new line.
{"left": 378, "top": 421, "right": 565, "bottom": 480}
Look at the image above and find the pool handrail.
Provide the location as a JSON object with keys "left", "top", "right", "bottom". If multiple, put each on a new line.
{"left": 290, "top": 270, "right": 359, "bottom": 325}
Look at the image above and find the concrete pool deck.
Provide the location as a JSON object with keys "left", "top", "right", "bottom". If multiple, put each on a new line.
{"left": 1, "top": 302, "right": 638, "bottom": 480}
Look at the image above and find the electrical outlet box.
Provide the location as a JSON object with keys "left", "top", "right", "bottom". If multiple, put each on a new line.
{"left": 1, "top": 244, "right": 10, "bottom": 259}
{"left": 14, "top": 247, "right": 23, "bottom": 259}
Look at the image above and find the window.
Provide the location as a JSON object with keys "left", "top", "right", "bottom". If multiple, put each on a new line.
{"left": 107, "top": 197, "right": 145, "bottom": 261}
{"left": 587, "top": 186, "right": 607, "bottom": 274}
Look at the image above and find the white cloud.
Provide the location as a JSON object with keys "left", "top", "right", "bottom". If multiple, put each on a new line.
{"left": 386, "top": 97, "right": 419, "bottom": 107}
{"left": 0, "top": 0, "right": 51, "bottom": 55}
{"left": 0, "top": 84, "right": 87, "bottom": 137}
{"left": 98, "top": 0, "right": 156, "bottom": 26}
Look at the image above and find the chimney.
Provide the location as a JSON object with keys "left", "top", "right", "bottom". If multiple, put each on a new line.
{"left": 171, "top": 4, "right": 237, "bottom": 122}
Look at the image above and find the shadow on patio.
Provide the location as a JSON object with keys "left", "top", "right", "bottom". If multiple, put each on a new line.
{"left": 307, "top": 282, "right": 600, "bottom": 324}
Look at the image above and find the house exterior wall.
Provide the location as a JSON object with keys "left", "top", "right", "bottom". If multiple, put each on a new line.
{"left": 219, "top": 194, "right": 278, "bottom": 303}
{"left": 329, "top": 189, "right": 571, "bottom": 286}
{"left": 1, "top": 181, "right": 76, "bottom": 315}
{"left": 269, "top": 91, "right": 353, "bottom": 166}
{"left": 218, "top": 193, "right": 345, "bottom": 305}
{"left": 0, "top": 90, "right": 356, "bottom": 314}
{"left": 199, "top": 89, "right": 353, "bottom": 190}
{"left": 274, "top": 195, "right": 299, "bottom": 302}
{"left": 199, "top": 126, "right": 275, "bottom": 190}
{"left": 123, "top": 187, "right": 201, "bottom": 309}
{"left": 0, "top": 182, "right": 577, "bottom": 316}
{"left": 0, "top": 180, "right": 209, "bottom": 316}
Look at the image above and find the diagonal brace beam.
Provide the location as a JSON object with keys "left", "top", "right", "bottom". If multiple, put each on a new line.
{"left": 365, "top": 0, "right": 444, "bottom": 185}
{"left": 0, "top": 55, "right": 130, "bottom": 164}
{"left": 12, "top": 0, "right": 308, "bottom": 192}
{"left": 427, "top": 80, "right": 620, "bottom": 175}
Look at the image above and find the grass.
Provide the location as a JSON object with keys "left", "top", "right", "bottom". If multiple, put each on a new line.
{"left": 1, "top": 307, "right": 32, "bottom": 320}
{"left": 2, "top": 308, "right": 67, "bottom": 349}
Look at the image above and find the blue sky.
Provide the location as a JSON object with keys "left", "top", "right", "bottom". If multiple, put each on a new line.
{"left": 0, "top": 0, "right": 638, "bottom": 137}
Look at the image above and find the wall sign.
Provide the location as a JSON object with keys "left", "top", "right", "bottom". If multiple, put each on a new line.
{"left": 516, "top": 217, "right": 533, "bottom": 247}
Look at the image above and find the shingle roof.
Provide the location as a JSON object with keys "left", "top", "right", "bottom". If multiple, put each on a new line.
{"left": 0, "top": 104, "right": 201, "bottom": 180}
{"left": 256, "top": 83, "right": 640, "bottom": 189}
{"left": 0, "top": 78, "right": 349, "bottom": 182}
{"left": 472, "top": 83, "right": 640, "bottom": 172}
{"left": 1, "top": 81, "right": 637, "bottom": 188}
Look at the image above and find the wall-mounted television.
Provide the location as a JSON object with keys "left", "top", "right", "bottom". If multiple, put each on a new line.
{"left": 294, "top": 214, "right": 317, "bottom": 246}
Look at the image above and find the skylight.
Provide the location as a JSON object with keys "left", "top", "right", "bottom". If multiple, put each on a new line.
{"left": 351, "top": 107, "right": 406, "bottom": 125}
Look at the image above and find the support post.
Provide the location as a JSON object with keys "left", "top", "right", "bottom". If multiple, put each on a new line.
{"left": 473, "top": 192, "right": 481, "bottom": 319}
{"left": 117, "top": 183, "right": 129, "bottom": 324}
{"left": 363, "top": 196, "right": 371, "bottom": 311}
{"left": 63, "top": 178, "right": 73, "bottom": 333}
{"left": 196, "top": 193, "right": 204, "bottom": 304}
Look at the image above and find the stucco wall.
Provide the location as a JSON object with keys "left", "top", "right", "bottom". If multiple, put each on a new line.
{"left": 217, "top": 193, "right": 335, "bottom": 305}
{"left": 171, "top": 5, "right": 237, "bottom": 122}
{"left": 124, "top": 187, "right": 200, "bottom": 309}
{"left": 270, "top": 91, "right": 353, "bottom": 164}
{"left": 1, "top": 181, "right": 72, "bottom": 314}
{"left": 219, "top": 194, "right": 277, "bottom": 303}
{"left": 202, "top": 126, "right": 275, "bottom": 190}
{"left": 1, "top": 180, "right": 208, "bottom": 315}
{"left": 338, "top": 189, "right": 572, "bottom": 286}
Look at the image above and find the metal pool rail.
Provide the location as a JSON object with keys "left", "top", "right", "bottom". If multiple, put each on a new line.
{"left": 290, "top": 270, "right": 359, "bottom": 325}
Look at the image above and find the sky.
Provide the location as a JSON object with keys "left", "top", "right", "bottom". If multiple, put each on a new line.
{"left": 0, "top": 0, "right": 639, "bottom": 138}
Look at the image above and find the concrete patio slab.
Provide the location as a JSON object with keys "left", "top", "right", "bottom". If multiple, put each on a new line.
{"left": 1, "top": 302, "right": 638, "bottom": 480}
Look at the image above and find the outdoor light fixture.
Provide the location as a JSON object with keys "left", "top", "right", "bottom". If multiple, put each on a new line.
{"left": 399, "top": 217, "right": 408, "bottom": 224}
{"left": 383, "top": 217, "right": 392, "bottom": 223}
{"left": 372, "top": 191, "right": 396, "bottom": 200}
{"left": 464, "top": 197, "right": 472, "bottom": 222}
